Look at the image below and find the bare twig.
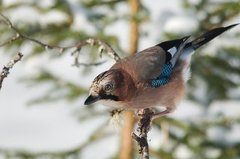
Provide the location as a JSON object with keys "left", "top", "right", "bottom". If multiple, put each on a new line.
{"left": 0, "top": 13, "right": 53, "bottom": 49}
{"left": 73, "top": 61, "right": 106, "bottom": 67}
{"left": 0, "top": 33, "right": 20, "bottom": 47}
{"left": 71, "top": 38, "right": 121, "bottom": 67}
{"left": 132, "top": 108, "right": 154, "bottom": 159}
{"left": 0, "top": 13, "right": 121, "bottom": 66}
{"left": 0, "top": 52, "right": 23, "bottom": 90}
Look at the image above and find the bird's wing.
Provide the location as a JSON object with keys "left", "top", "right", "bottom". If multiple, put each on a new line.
{"left": 111, "top": 46, "right": 166, "bottom": 82}
{"left": 111, "top": 37, "right": 190, "bottom": 83}
{"left": 131, "top": 46, "right": 167, "bottom": 81}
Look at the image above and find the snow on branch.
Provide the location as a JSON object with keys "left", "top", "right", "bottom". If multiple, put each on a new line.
{"left": 132, "top": 108, "right": 154, "bottom": 159}
{"left": 0, "top": 52, "right": 23, "bottom": 90}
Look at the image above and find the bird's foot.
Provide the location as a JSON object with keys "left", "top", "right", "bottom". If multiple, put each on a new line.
{"left": 110, "top": 108, "right": 124, "bottom": 117}
{"left": 136, "top": 108, "right": 155, "bottom": 118}
{"left": 109, "top": 109, "right": 124, "bottom": 128}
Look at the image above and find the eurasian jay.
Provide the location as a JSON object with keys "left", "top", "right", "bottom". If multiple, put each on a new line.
{"left": 84, "top": 24, "right": 238, "bottom": 119}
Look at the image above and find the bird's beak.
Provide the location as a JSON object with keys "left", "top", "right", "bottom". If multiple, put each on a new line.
{"left": 84, "top": 95, "right": 100, "bottom": 105}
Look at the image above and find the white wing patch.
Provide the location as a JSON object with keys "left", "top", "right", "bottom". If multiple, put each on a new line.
{"left": 167, "top": 47, "right": 177, "bottom": 56}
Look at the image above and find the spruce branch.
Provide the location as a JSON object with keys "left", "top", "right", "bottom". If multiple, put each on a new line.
{"left": 0, "top": 52, "right": 23, "bottom": 90}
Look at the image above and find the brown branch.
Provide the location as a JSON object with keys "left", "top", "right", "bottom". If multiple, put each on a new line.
{"left": 0, "top": 13, "right": 121, "bottom": 66}
{"left": 0, "top": 52, "right": 23, "bottom": 90}
{"left": 73, "top": 61, "right": 106, "bottom": 67}
{"left": 0, "top": 13, "right": 121, "bottom": 91}
{"left": 0, "top": 13, "right": 55, "bottom": 49}
{"left": 71, "top": 38, "right": 120, "bottom": 67}
{"left": 132, "top": 108, "right": 154, "bottom": 159}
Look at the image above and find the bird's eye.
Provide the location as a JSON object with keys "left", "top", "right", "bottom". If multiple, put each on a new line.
{"left": 104, "top": 83, "right": 113, "bottom": 91}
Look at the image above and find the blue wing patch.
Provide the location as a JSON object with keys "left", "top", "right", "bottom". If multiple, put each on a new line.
{"left": 151, "top": 62, "right": 172, "bottom": 88}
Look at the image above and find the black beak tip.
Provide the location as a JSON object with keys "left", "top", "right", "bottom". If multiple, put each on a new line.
{"left": 84, "top": 95, "right": 99, "bottom": 105}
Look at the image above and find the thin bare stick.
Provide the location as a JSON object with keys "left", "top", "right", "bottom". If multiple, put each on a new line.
{"left": 132, "top": 108, "right": 154, "bottom": 159}
{"left": 71, "top": 38, "right": 121, "bottom": 67}
{"left": 0, "top": 14, "right": 121, "bottom": 92}
{"left": 0, "top": 13, "right": 121, "bottom": 65}
{"left": 0, "top": 33, "right": 20, "bottom": 47}
{"left": 73, "top": 61, "right": 106, "bottom": 67}
{"left": 0, "top": 52, "right": 23, "bottom": 90}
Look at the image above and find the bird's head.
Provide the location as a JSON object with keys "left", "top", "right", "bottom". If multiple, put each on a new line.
{"left": 84, "top": 69, "right": 124, "bottom": 105}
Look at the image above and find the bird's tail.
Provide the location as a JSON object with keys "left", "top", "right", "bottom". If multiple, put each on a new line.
{"left": 190, "top": 23, "right": 239, "bottom": 50}
{"left": 180, "top": 24, "right": 239, "bottom": 61}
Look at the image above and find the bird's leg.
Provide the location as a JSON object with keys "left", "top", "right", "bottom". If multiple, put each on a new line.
{"left": 152, "top": 107, "right": 174, "bottom": 120}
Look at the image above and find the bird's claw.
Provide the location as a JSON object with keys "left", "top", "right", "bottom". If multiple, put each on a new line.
{"left": 110, "top": 108, "right": 124, "bottom": 117}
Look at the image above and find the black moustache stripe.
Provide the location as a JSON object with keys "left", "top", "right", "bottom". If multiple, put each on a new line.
{"left": 100, "top": 94, "right": 119, "bottom": 101}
